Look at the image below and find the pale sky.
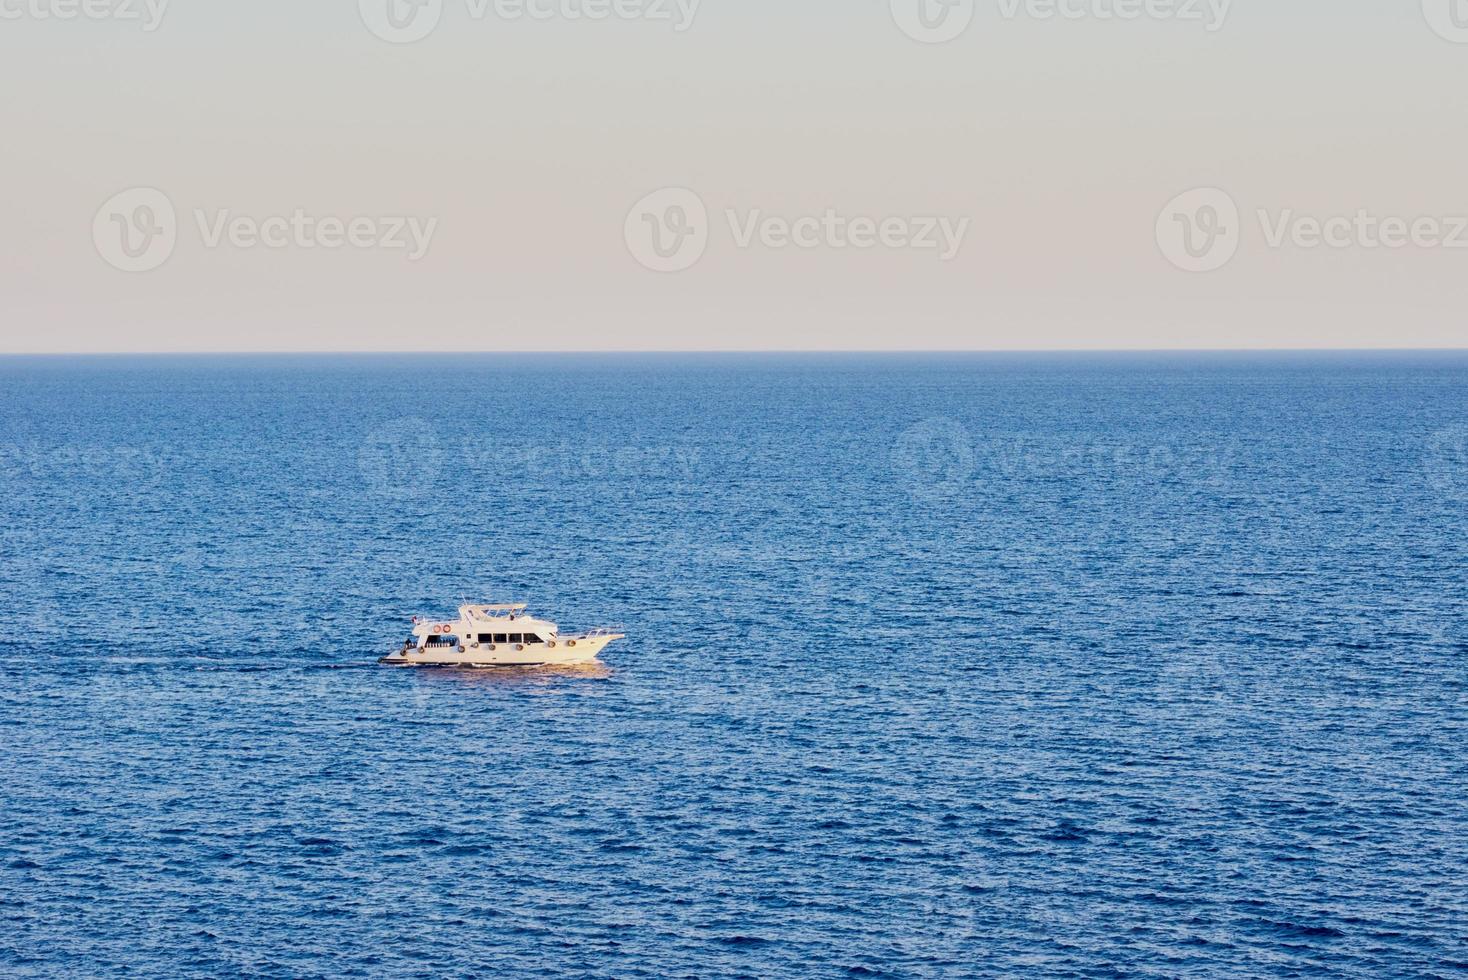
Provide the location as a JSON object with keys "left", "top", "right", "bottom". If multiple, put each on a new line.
{"left": 1, "top": 1, "right": 1465, "bottom": 352}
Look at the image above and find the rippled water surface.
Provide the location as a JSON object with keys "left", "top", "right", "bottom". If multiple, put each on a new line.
{"left": 2, "top": 353, "right": 1466, "bottom": 977}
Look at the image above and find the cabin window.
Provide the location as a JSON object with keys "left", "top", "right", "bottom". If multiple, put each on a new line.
{"left": 425, "top": 634, "right": 459, "bottom": 647}
{"left": 522, "top": 633, "right": 543, "bottom": 644}
{"left": 477, "top": 634, "right": 494, "bottom": 644}
{"left": 493, "top": 633, "right": 508, "bottom": 644}
{"left": 508, "top": 633, "right": 522, "bottom": 644}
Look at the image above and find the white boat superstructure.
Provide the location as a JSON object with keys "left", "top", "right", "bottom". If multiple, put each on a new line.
{"left": 379, "top": 602, "right": 624, "bottom": 668}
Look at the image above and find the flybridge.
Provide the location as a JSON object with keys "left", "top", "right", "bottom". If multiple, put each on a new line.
{"left": 412, "top": 603, "right": 529, "bottom": 628}
{"left": 464, "top": 603, "right": 530, "bottom": 619}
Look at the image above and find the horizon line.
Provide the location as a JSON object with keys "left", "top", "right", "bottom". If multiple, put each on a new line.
{"left": 2, "top": 347, "right": 1467, "bottom": 357}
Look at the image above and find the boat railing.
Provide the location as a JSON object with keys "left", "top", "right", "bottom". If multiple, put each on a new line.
{"left": 584, "top": 626, "right": 626, "bottom": 638}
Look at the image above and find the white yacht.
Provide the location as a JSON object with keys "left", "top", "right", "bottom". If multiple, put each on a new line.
{"left": 379, "top": 603, "right": 624, "bottom": 668}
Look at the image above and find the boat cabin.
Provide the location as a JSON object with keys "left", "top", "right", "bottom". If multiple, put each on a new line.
{"left": 407, "top": 602, "right": 561, "bottom": 651}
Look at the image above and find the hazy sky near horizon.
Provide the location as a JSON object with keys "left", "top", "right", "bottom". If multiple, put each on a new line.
{"left": 2, "top": 1, "right": 1466, "bottom": 352}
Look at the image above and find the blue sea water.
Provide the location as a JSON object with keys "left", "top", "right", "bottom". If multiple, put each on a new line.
{"left": 0, "top": 352, "right": 1465, "bottom": 978}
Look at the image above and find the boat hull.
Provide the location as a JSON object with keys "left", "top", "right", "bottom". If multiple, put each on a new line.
{"left": 379, "top": 634, "right": 621, "bottom": 668}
